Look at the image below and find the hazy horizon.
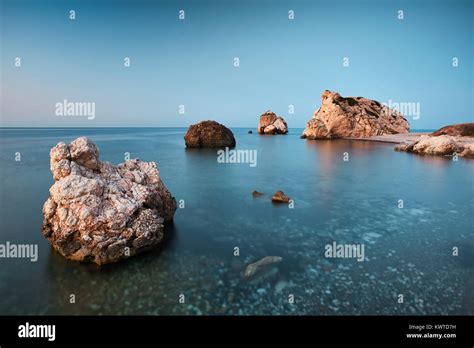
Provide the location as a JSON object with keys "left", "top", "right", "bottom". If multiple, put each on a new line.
{"left": 1, "top": 0, "right": 473, "bottom": 128}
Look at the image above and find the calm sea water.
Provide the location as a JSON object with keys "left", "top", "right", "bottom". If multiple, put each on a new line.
{"left": 0, "top": 128, "right": 472, "bottom": 315}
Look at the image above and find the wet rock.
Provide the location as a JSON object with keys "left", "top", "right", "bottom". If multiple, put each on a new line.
{"left": 42, "top": 137, "right": 177, "bottom": 265}
{"left": 252, "top": 190, "right": 263, "bottom": 197}
{"left": 301, "top": 90, "right": 410, "bottom": 139}
{"left": 244, "top": 256, "right": 283, "bottom": 278}
{"left": 258, "top": 110, "right": 288, "bottom": 134}
{"left": 271, "top": 190, "right": 290, "bottom": 203}
{"left": 184, "top": 120, "right": 236, "bottom": 148}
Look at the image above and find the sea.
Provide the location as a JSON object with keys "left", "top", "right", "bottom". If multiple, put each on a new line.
{"left": 0, "top": 127, "right": 472, "bottom": 315}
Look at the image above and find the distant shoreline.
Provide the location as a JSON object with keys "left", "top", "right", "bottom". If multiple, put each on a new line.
{"left": 0, "top": 126, "right": 436, "bottom": 132}
{"left": 346, "top": 133, "right": 430, "bottom": 144}
{"left": 347, "top": 132, "right": 474, "bottom": 146}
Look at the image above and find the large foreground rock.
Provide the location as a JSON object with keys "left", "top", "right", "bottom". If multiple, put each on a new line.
{"left": 301, "top": 90, "right": 410, "bottom": 139}
{"left": 258, "top": 110, "right": 288, "bottom": 134}
{"left": 42, "top": 137, "right": 177, "bottom": 265}
{"left": 184, "top": 120, "right": 236, "bottom": 148}
{"left": 395, "top": 134, "right": 474, "bottom": 157}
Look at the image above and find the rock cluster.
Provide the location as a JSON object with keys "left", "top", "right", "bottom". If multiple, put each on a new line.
{"left": 258, "top": 110, "right": 288, "bottom": 134}
{"left": 301, "top": 90, "right": 410, "bottom": 139}
{"left": 42, "top": 137, "right": 177, "bottom": 265}
{"left": 184, "top": 120, "right": 236, "bottom": 148}
{"left": 395, "top": 134, "right": 474, "bottom": 157}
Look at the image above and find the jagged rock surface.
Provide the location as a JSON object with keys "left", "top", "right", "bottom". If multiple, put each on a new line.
{"left": 42, "top": 137, "right": 177, "bottom": 265}
{"left": 395, "top": 134, "right": 474, "bottom": 157}
{"left": 301, "top": 90, "right": 410, "bottom": 139}
{"left": 271, "top": 191, "right": 290, "bottom": 203}
{"left": 258, "top": 111, "right": 288, "bottom": 134}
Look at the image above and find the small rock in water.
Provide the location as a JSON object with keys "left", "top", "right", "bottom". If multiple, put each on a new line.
{"left": 258, "top": 110, "right": 288, "bottom": 135}
{"left": 184, "top": 120, "right": 236, "bottom": 148}
{"left": 271, "top": 191, "right": 290, "bottom": 203}
{"left": 252, "top": 190, "right": 263, "bottom": 197}
{"left": 248, "top": 130, "right": 253, "bottom": 134}
{"left": 244, "top": 256, "right": 283, "bottom": 278}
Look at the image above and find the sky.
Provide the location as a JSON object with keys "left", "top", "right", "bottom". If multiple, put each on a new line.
{"left": 0, "top": 0, "right": 472, "bottom": 129}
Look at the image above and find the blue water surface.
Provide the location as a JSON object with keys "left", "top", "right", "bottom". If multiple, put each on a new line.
{"left": 0, "top": 128, "right": 472, "bottom": 315}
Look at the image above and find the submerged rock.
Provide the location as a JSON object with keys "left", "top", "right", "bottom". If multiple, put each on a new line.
{"left": 271, "top": 190, "right": 290, "bottom": 203}
{"left": 244, "top": 256, "right": 283, "bottom": 278}
{"left": 184, "top": 120, "right": 236, "bottom": 148}
{"left": 252, "top": 190, "right": 263, "bottom": 197}
{"left": 258, "top": 110, "right": 288, "bottom": 134}
{"left": 42, "top": 137, "right": 177, "bottom": 265}
{"left": 301, "top": 90, "right": 410, "bottom": 139}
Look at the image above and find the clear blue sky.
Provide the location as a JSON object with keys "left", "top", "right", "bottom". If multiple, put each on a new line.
{"left": 1, "top": 0, "right": 472, "bottom": 129}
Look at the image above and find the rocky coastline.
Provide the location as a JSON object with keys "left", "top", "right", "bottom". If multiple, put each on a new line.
{"left": 299, "top": 90, "right": 473, "bottom": 158}
{"left": 41, "top": 94, "right": 472, "bottom": 264}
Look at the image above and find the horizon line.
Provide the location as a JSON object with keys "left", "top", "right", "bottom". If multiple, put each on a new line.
{"left": 0, "top": 126, "right": 437, "bottom": 131}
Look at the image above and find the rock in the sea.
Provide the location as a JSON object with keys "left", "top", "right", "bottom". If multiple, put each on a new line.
{"left": 460, "top": 143, "right": 474, "bottom": 157}
{"left": 248, "top": 130, "right": 253, "bottom": 134}
{"left": 184, "top": 120, "right": 236, "bottom": 148}
{"left": 244, "top": 256, "right": 283, "bottom": 278}
{"left": 252, "top": 190, "right": 263, "bottom": 197}
{"left": 258, "top": 110, "right": 288, "bottom": 134}
{"left": 301, "top": 90, "right": 410, "bottom": 139}
{"left": 395, "top": 134, "right": 473, "bottom": 157}
{"left": 431, "top": 123, "right": 474, "bottom": 137}
{"left": 42, "top": 137, "right": 177, "bottom": 265}
{"left": 271, "top": 190, "right": 290, "bottom": 203}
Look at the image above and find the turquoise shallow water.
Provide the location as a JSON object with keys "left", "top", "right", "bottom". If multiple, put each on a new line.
{"left": 0, "top": 128, "right": 472, "bottom": 315}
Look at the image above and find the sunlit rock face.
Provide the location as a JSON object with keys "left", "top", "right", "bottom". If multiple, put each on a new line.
{"left": 301, "top": 90, "right": 410, "bottom": 139}
{"left": 42, "top": 137, "right": 177, "bottom": 265}
{"left": 395, "top": 134, "right": 474, "bottom": 157}
{"left": 258, "top": 111, "right": 288, "bottom": 134}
